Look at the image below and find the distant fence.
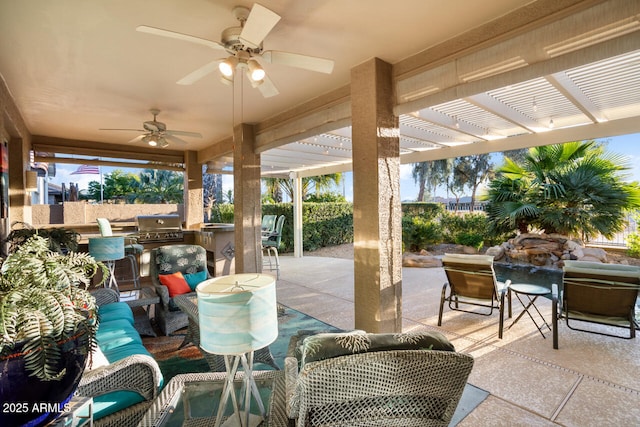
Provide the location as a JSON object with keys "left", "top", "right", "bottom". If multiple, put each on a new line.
{"left": 586, "top": 212, "right": 638, "bottom": 248}
{"left": 446, "top": 201, "right": 487, "bottom": 212}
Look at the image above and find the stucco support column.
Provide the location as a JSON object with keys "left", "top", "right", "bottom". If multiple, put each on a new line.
{"left": 8, "top": 136, "right": 32, "bottom": 226}
{"left": 233, "top": 123, "right": 262, "bottom": 273}
{"left": 351, "top": 58, "right": 402, "bottom": 333}
{"left": 184, "top": 150, "right": 203, "bottom": 230}
{"left": 291, "top": 172, "right": 303, "bottom": 258}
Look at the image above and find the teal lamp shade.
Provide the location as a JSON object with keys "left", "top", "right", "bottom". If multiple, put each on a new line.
{"left": 197, "top": 274, "right": 278, "bottom": 355}
{"left": 88, "top": 236, "right": 125, "bottom": 261}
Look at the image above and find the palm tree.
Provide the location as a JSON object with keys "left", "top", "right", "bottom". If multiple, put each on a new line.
{"left": 135, "top": 169, "right": 184, "bottom": 203}
{"left": 262, "top": 173, "right": 341, "bottom": 201}
{"left": 484, "top": 141, "right": 640, "bottom": 239}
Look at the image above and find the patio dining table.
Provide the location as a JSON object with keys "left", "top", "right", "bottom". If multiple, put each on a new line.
{"left": 172, "top": 293, "right": 280, "bottom": 372}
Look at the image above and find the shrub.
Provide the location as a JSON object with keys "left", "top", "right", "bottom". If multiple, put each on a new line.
{"left": 626, "top": 233, "right": 640, "bottom": 258}
{"left": 401, "top": 202, "right": 443, "bottom": 220}
{"left": 455, "top": 232, "right": 484, "bottom": 251}
{"left": 261, "top": 202, "right": 353, "bottom": 252}
{"left": 210, "top": 203, "right": 234, "bottom": 223}
{"left": 439, "top": 212, "right": 512, "bottom": 249}
{"left": 402, "top": 216, "right": 442, "bottom": 252}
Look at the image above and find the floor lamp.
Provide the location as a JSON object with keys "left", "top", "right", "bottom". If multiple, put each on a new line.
{"left": 196, "top": 273, "right": 278, "bottom": 427}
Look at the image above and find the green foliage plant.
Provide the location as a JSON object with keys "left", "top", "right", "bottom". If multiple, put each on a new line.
{"left": 260, "top": 202, "right": 353, "bottom": 252}
{"left": 210, "top": 203, "right": 235, "bottom": 223}
{"left": 4, "top": 222, "right": 80, "bottom": 254}
{"left": 0, "top": 236, "right": 107, "bottom": 380}
{"left": 626, "top": 213, "right": 640, "bottom": 258}
{"left": 484, "top": 141, "right": 640, "bottom": 240}
{"left": 454, "top": 232, "right": 484, "bottom": 251}
{"left": 627, "top": 233, "right": 640, "bottom": 258}
{"left": 402, "top": 216, "right": 442, "bottom": 252}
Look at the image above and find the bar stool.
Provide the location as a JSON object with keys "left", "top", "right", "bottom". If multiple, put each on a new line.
{"left": 89, "top": 236, "right": 125, "bottom": 291}
{"left": 97, "top": 218, "right": 142, "bottom": 288}
{"left": 262, "top": 215, "right": 285, "bottom": 279}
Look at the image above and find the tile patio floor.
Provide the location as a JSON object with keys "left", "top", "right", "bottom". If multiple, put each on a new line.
{"left": 270, "top": 255, "right": 640, "bottom": 426}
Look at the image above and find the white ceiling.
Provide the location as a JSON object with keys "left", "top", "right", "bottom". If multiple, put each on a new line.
{"left": 1, "top": 0, "right": 640, "bottom": 176}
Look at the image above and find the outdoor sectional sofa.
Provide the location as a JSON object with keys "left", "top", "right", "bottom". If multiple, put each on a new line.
{"left": 76, "top": 288, "right": 163, "bottom": 427}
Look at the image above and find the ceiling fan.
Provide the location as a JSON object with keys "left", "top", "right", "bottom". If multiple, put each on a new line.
{"left": 99, "top": 109, "right": 202, "bottom": 148}
{"left": 136, "top": 3, "right": 334, "bottom": 98}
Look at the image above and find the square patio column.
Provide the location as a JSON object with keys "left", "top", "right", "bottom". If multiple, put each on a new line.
{"left": 351, "top": 58, "right": 403, "bottom": 333}
{"left": 233, "top": 123, "right": 262, "bottom": 273}
{"left": 184, "top": 150, "right": 203, "bottom": 230}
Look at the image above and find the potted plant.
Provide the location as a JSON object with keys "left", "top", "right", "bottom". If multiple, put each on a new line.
{"left": 0, "top": 235, "right": 107, "bottom": 426}
{"left": 3, "top": 221, "right": 81, "bottom": 255}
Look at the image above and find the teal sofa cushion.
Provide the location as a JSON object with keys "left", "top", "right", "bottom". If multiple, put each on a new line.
{"left": 93, "top": 391, "right": 145, "bottom": 420}
{"left": 101, "top": 341, "right": 152, "bottom": 364}
{"left": 96, "top": 318, "right": 143, "bottom": 351}
{"left": 98, "top": 302, "right": 134, "bottom": 324}
{"left": 90, "top": 301, "right": 163, "bottom": 421}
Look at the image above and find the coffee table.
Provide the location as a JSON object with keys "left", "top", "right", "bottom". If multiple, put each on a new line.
{"left": 508, "top": 283, "right": 552, "bottom": 338}
{"left": 172, "top": 294, "right": 279, "bottom": 371}
{"left": 120, "top": 286, "right": 160, "bottom": 337}
{"left": 137, "top": 371, "right": 287, "bottom": 427}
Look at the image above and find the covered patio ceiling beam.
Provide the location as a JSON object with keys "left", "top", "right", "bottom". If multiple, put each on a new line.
{"left": 261, "top": 151, "right": 351, "bottom": 166}
{"left": 407, "top": 108, "right": 489, "bottom": 141}
{"left": 399, "top": 120, "right": 457, "bottom": 146}
{"left": 395, "top": 31, "right": 640, "bottom": 116}
{"left": 465, "top": 93, "right": 539, "bottom": 133}
{"left": 400, "top": 115, "right": 640, "bottom": 164}
{"left": 268, "top": 142, "right": 351, "bottom": 158}
{"left": 546, "top": 72, "right": 605, "bottom": 122}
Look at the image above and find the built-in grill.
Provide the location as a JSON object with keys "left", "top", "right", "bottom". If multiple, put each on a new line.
{"left": 136, "top": 215, "right": 184, "bottom": 243}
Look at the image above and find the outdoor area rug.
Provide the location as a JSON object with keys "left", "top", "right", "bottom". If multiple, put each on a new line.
{"left": 143, "top": 305, "right": 488, "bottom": 426}
{"left": 145, "top": 305, "right": 341, "bottom": 381}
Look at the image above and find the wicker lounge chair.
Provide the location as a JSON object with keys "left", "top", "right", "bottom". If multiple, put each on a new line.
{"left": 439, "top": 253, "right": 512, "bottom": 338}
{"left": 285, "top": 331, "right": 473, "bottom": 427}
{"left": 552, "top": 261, "right": 640, "bottom": 349}
{"left": 149, "top": 244, "right": 210, "bottom": 336}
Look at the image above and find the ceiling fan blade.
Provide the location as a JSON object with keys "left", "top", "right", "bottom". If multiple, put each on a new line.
{"left": 164, "top": 135, "right": 189, "bottom": 145}
{"left": 239, "top": 3, "right": 281, "bottom": 49}
{"left": 256, "top": 75, "right": 279, "bottom": 98}
{"left": 177, "top": 59, "right": 221, "bottom": 85}
{"left": 128, "top": 135, "right": 145, "bottom": 143}
{"left": 261, "top": 50, "right": 334, "bottom": 74}
{"left": 99, "top": 128, "right": 145, "bottom": 132}
{"left": 136, "top": 25, "right": 225, "bottom": 51}
{"left": 165, "top": 130, "right": 203, "bottom": 138}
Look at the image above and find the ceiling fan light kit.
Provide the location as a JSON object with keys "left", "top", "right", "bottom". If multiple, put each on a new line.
{"left": 219, "top": 56, "right": 238, "bottom": 77}
{"left": 246, "top": 58, "right": 265, "bottom": 81}
{"left": 136, "top": 3, "right": 334, "bottom": 98}
{"left": 99, "top": 109, "right": 202, "bottom": 148}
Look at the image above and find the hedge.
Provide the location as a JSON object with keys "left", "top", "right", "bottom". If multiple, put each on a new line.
{"left": 211, "top": 201, "right": 508, "bottom": 253}
{"left": 212, "top": 202, "right": 353, "bottom": 253}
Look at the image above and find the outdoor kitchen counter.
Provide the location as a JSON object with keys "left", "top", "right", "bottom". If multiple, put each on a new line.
{"left": 76, "top": 229, "right": 197, "bottom": 243}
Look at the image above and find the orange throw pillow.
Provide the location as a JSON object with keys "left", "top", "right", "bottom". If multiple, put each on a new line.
{"left": 159, "top": 272, "right": 191, "bottom": 297}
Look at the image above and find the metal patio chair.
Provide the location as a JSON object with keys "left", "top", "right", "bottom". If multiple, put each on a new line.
{"left": 439, "top": 253, "right": 512, "bottom": 338}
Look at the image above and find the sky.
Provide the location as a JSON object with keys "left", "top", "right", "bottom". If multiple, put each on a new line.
{"left": 50, "top": 133, "right": 640, "bottom": 202}
{"left": 335, "top": 132, "right": 640, "bottom": 202}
